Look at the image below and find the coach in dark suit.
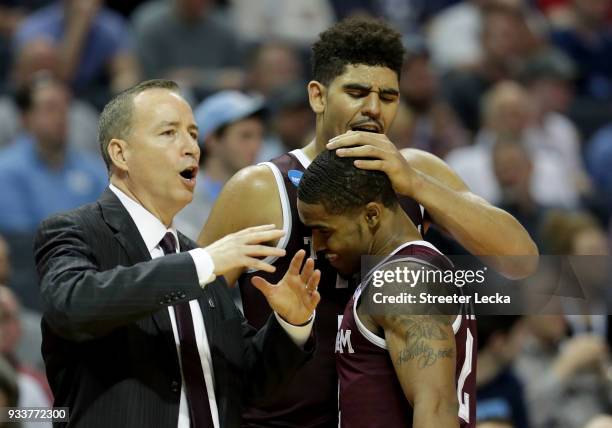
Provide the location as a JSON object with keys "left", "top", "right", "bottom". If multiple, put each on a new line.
{"left": 33, "top": 80, "right": 321, "bottom": 428}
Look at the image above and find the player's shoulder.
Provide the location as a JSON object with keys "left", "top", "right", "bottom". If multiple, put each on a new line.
{"left": 209, "top": 164, "right": 282, "bottom": 231}
{"left": 375, "top": 257, "right": 441, "bottom": 281}
{"left": 364, "top": 242, "right": 451, "bottom": 294}
{"left": 392, "top": 241, "right": 449, "bottom": 266}
{"left": 223, "top": 164, "right": 277, "bottom": 197}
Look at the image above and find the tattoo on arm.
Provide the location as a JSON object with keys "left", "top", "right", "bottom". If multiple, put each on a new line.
{"left": 394, "top": 315, "right": 455, "bottom": 369}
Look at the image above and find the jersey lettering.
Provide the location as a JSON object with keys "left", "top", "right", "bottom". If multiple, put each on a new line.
{"left": 335, "top": 329, "right": 355, "bottom": 354}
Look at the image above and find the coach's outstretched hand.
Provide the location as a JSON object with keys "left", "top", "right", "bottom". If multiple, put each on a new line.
{"left": 252, "top": 250, "right": 321, "bottom": 326}
{"left": 327, "top": 130, "right": 418, "bottom": 198}
{"left": 204, "top": 224, "right": 286, "bottom": 278}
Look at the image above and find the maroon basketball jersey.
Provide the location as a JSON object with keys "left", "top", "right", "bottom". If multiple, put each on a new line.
{"left": 239, "top": 149, "right": 425, "bottom": 427}
{"left": 336, "top": 241, "right": 477, "bottom": 428}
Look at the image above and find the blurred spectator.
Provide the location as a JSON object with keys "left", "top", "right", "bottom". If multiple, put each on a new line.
{"left": 537, "top": 0, "right": 577, "bottom": 25}
{"left": 0, "top": 76, "right": 107, "bottom": 234}
{"left": 398, "top": 37, "right": 468, "bottom": 158}
{"left": 387, "top": 101, "right": 415, "bottom": 150}
{"left": 258, "top": 81, "right": 314, "bottom": 161}
{"left": 428, "top": 0, "right": 490, "bottom": 70}
{"left": 0, "top": 286, "right": 51, "bottom": 427}
{"left": 0, "top": 235, "right": 8, "bottom": 285}
{"left": 442, "top": 3, "right": 534, "bottom": 133}
{"left": 229, "top": 0, "right": 334, "bottom": 47}
{"left": 0, "top": 1, "right": 52, "bottom": 94}
{"left": 104, "top": 0, "right": 150, "bottom": 17}
{"left": 13, "top": 0, "right": 139, "bottom": 109}
{"left": 0, "top": 3, "right": 25, "bottom": 94}
{"left": 520, "top": 49, "right": 592, "bottom": 197}
{"left": 477, "top": 315, "right": 529, "bottom": 428}
{"left": 550, "top": 0, "right": 612, "bottom": 101}
{"left": 0, "top": 234, "right": 43, "bottom": 369}
{"left": 133, "top": 0, "right": 244, "bottom": 101}
{"left": 328, "top": 0, "right": 460, "bottom": 33}
{"left": 540, "top": 210, "right": 611, "bottom": 341}
{"left": 446, "top": 81, "right": 579, "bottom": 208}
{"left": 515, "top": 315, "right": 612, "bottom": 428}
{"left": 538, "top": 0, "right": 612, "bottom": 25}
{"left": 585, "top": 415, "right": 612, "bottom": 428}
{"left": 586, "top": 122, "right": 612, "bottom": 214}
{"left": 0, "top": 356, "right": 18, "bottom": 408}
{"left": 0, "top": 38, "right": 99, "bottom": 152}
{"left": 540, "top": 210, "right": 608, "bottom": 255}
{"left": 244, "top": 41, "right": 305, "bottom": 99}
{"left": 175, "top": 91, "right": 265, "bottom": 239}
{"left": 478, "top": 420, "right": 515, "bottom": 428}
{"left": 492, "top": 138, "right": 549, "bottom": 247}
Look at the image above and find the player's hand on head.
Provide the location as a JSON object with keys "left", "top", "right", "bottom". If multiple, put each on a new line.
{"left": 251, "top": 249, "right": 321, "bottom": 325}
{"left": 204, "top": 224, "right": 286, "bottom": 278}
{"left": 326, "top": 130, "right": 417, "bottom": 197}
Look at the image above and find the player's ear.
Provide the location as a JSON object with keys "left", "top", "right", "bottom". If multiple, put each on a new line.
{"left": 308, "top": 80, "right": 326, "bottom": 114}
{"left": 108, "top": 138, "right": 130, "bottom": 173}
{"left": 364, "top": 202, "right": 382, "bottom": 230}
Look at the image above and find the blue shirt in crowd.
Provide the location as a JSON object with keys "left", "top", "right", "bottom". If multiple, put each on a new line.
{"left": 0, "top": 135, "right": 107, "bottom": 233}
{"left": 13, "top": 1, "right": 132, "bottom": 90}
{"left": 586, "top": 123, "right": 612, "bottom": 212}
{"left": 551, "top": 29, "right": 612, "bottom": 100}
{"left": 477, "top": 367, "right": 530, "bottom": 428}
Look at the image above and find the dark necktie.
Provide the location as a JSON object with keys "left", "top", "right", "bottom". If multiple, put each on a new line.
{"left": 159, "top": 232, "right": 215, "bottom": 428}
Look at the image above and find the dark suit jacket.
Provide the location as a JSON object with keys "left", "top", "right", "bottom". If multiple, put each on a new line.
{"left": 34, "top": 189, "right": 313, "bottom": 428}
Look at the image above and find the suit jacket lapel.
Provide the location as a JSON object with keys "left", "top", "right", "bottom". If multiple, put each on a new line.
{"left": 98, "top": 188, "right": 176, "bottom": 353}
{"left": 98, "top": 188, "right": 151, "bottom": 264}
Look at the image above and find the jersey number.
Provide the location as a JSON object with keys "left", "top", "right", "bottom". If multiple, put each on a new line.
{"left": 457, "top": 325, "right": 473, "bottom": 423}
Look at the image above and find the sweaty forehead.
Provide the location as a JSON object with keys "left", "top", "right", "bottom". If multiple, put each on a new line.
{"left": 331, "top": 64, "right": 399, "bottom": 90}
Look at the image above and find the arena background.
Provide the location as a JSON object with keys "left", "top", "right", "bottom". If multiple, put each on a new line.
{"left": 0, "top": 1, "right": 611, "bottom": 427}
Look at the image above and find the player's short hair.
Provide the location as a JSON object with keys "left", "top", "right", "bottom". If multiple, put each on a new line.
{"left": 298, "top": 149, "right": 398, "bottom": 215}
{"left": 98, "top": 79, "right": 180, "bottom": 173}
{"left": 311, "top": 17, "right": 405, "bottom": 85}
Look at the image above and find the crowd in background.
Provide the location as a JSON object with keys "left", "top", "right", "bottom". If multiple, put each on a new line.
{"left": 0, "top": 0, "right": 611, "bottom": 427}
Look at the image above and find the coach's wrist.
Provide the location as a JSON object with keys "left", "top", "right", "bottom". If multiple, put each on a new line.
{"left": 188, "top": 248, "right": 216, "bottom": 288}
{"left": 274, "top": 311, "right": 315, "bottom": 348}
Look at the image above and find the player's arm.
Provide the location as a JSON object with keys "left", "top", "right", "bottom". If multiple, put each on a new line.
{"left": 197, "top": 165, "right": 283, "bottom": 286}
{"left": 327, "top": 133, "right": 538, "bottom": 279}
{"left": 363, "top": 262, "right": 459, "bottom": 428}
{"left": 401, "top": 148, "right": 538, "bottom": 279}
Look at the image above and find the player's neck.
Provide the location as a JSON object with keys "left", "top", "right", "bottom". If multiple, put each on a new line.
{"left": 371, "top": 211, "right": 422, "bottom": 257}
{"left": 302, "top": 138, "right": 322, "bottom": 161}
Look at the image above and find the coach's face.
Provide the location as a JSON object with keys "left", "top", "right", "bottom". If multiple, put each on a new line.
{"left": 122, "top": 89, "right": 200, "bottom": 223}
{"left": 309, "top": 64, "right": 400, "bottom": 142}
{"left": 297, "top": 200, "right": 373, "bottom": 277}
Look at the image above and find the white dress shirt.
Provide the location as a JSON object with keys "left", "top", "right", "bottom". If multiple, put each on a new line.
{"left": 108, "top": 184, "right": 313, "bottom": 428}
